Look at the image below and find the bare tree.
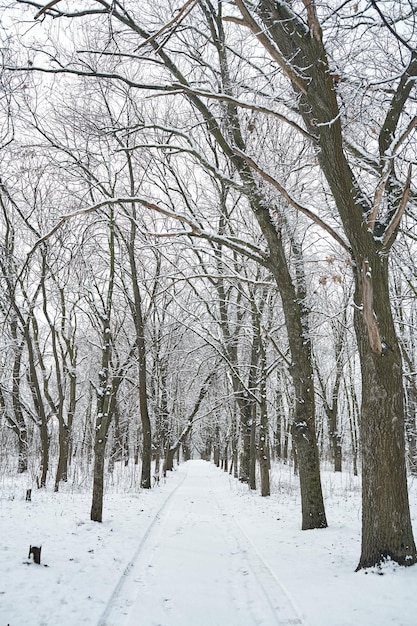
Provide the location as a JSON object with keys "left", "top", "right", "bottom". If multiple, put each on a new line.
{"left": 232, "top": 0, "right": 417, "bottom": 568}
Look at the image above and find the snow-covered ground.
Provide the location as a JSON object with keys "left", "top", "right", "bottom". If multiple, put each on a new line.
{"left": 1, "top": 459, "right": 417, "bottom": 625}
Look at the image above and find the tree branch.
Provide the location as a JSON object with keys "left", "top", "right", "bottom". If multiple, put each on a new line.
{"left": 233, "top": 0, "right": 309, "bottom": 95}
{"left": 233, "top": 147, "right": 351, "bottom": 254}
{"left": 135, "top": 0, "right": 198, "bottom": 52}
{"left": 170, "top": 83, "right": 318, "bottom": 141}
{"left": 383, "top": 164, "right": 412, "bottom": 247}
{"left": 34, "top": 0, "right": 63, "bottom": 19}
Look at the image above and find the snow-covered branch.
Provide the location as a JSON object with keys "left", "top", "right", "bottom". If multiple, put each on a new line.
{"left": 383, "top": 164, "right": 412, "bottom": 247}
{"left": 169, "top": 83, "right": 317, "bottom": 142}
{"left": 233, "top": 147, "right": 351, "bottom": 254}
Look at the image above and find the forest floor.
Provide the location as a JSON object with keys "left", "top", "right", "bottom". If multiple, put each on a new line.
{"left": 1, "top": 458, "right": 417, "bottom": 625}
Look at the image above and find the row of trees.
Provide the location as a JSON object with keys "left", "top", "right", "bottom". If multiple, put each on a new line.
{"left": 0, "top": 0, "right": 416, "bottom": 571}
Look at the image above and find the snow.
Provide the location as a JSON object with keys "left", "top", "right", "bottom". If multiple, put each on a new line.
{"left": 1, "top": 459, "right": 417, "bottom": 625}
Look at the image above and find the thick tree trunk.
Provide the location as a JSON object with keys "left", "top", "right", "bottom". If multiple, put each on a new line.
{"left": 291, "top": 385, "right": 326, "bottom": 528}
{"left": 267, "top": 245, "right": 326, "bottom": 528}
{"left": 354, "top": 263, "right": 417, "bottom": 569}
{"left": 182, "top": 438, "right": 192, "bottom": 461}
{"left": 333, "top": 433, "right": 342, "bottom": 474}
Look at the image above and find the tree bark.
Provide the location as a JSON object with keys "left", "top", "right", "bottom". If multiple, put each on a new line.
{"left": 354, "top": 260, "right": 416, "bottom": 569}
{"left": 91, "top": 437, "right": 106, "bottom": 523}
{"left": 11, "top": 323, "right": 28, "bottom": 473}
{"left": 249, "top": 415, "right": 257, "bottom": 490}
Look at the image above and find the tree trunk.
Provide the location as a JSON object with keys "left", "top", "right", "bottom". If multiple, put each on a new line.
{"left": 90, "top": 437, "right": 106, "bottom": 522}
{"left": 259, "top": 405, "right": 271, "bottom": 497}
{"left": 182, "top": 438, "right": 192, "bottom": 461}
{"left": 11, "top": 327, "right": 28, "bottom": 473}
{"left": 249, "top": 415, "right": 257, "bottom": 490}
{"left": 354, "top": 262, "right": 416, "bottom": 569}
{"left": 283, "top": 420, "right": 289, "bottom": 464}
{"left": 164, "top": 445, "right": 175, "bottom": 473}
{"left": 138, "top": 328, "right": 152, "bottom": 488}
{"left": 213, "top": 444, "right": 220, "bottom": 467}
{"left": 333, "top": 433, "right": 342, "bottom": 473}
{"left": 275, "top": 388, "right": 283, "bottom": 461}
{"left": 238, "top": 397, "right": 252, "bottom": 483}
{"left": 90, "top": 210, "right": 118, "bottom": 521}
{"left": 39, "top": 418, "right": 49, "bottom": 488}
{"left": 108, "top": 405, "right": 123, "bottom": 474}
{"left": 17, "top": 433, "right": 28, "bottom": 473}
{"left": 328, "top": 407, "right": 342, "bottom": 473}
{"left": 54, "top": 421, "right": 70, "bottom": 491}
{"left": 223, "top": 442, "right": 228, "bottom": 472}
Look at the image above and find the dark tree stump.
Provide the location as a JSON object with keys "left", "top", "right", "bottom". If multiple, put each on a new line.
{"left": 25, "top": 489, "right": 32, "bottom": 502}
{"left": 28, "top": 545, "right": 41, "bottom": 564}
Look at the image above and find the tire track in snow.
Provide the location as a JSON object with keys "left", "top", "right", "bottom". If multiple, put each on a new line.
{"left": 97, "top": 467, "right": 189, "bottom": 626}
{"left": 99, "top": 461, "right": 309, "bottom": 626}
{"left": 209, "top": 471, "right": 309, "bottom": 626}
{"left": 123, "top": 464, "right": 260, "bottom": 625}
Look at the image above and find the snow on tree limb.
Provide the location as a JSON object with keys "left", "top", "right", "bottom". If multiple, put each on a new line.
{"left": 301, "top": 0, "right": 322, "bottom": 42}
{"left": 232, "top": 0, "right": 309, "bottom": 95}
{"left": 28, "top": 196, "right": 268, "bottom": 268}
{"left": 34, "top": 0, "right": 63, "bottom": 19}
{"left": 232, "top": 147, "right": 351, "bottom": 254}
{"left": 134, "top": 0, "right": 198, "bottom": 53}
{"left": 383, "top": 164, "right": 412, "bottom": 247}
{"left": 368, "top": 167, "right": 391, "bottom": 232}
{"left": 169, "top": 83, "right": 317, "bottom": 142}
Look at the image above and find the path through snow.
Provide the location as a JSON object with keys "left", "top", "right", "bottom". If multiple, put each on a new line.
{"left": 2, "top": 459, "right": 417, "bottom": 625}
{"left": 100, "top": 460, "right": 304, "bottom": 626}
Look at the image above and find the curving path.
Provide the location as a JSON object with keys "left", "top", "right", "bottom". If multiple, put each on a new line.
{"left": 99, "top": 460, "right": 305, "bottom": 626}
